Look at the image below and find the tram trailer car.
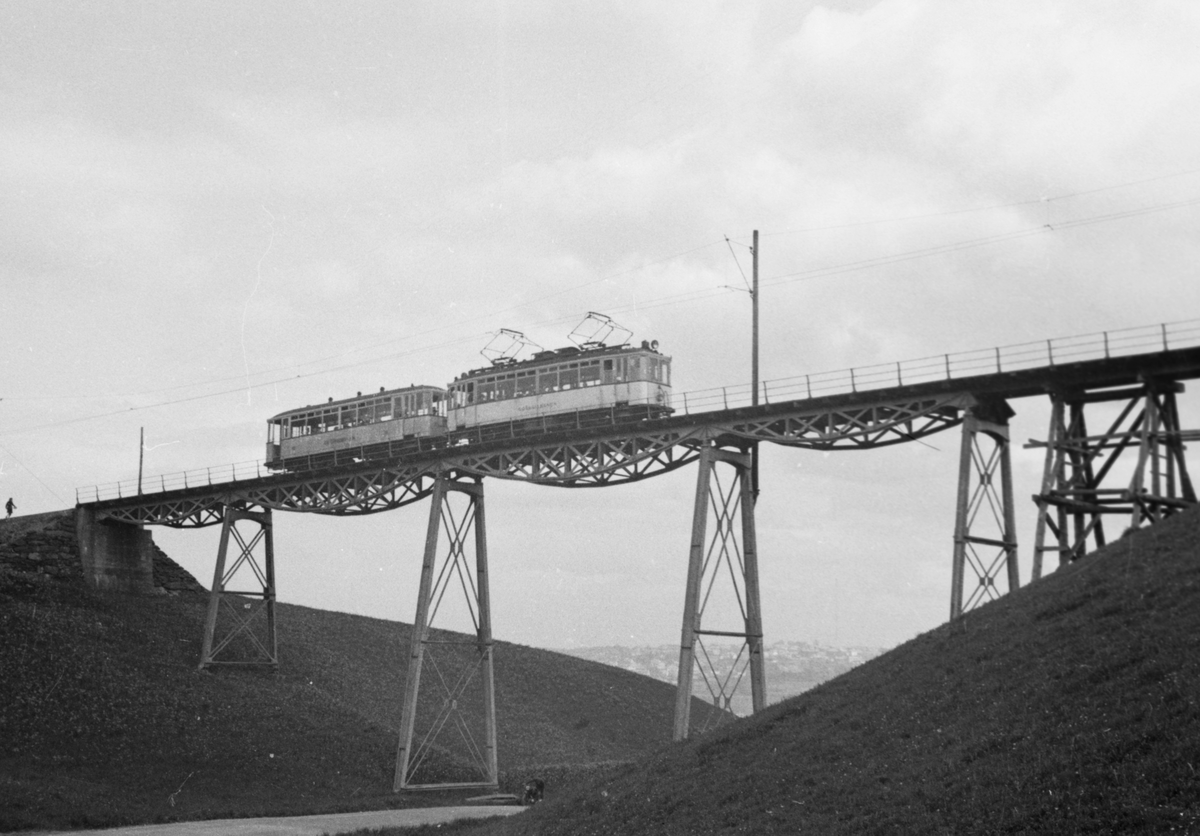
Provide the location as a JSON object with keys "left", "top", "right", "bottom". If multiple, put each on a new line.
{"left": 447, "top": 341, "right": 672, "bottom": 432}
{"left": 265, "top": 384, "right": 446, "bottom": 469}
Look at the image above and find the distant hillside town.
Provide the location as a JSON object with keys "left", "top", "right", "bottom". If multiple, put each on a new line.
{"left": 563, "top": 641, "right": 885, "bottom": 715}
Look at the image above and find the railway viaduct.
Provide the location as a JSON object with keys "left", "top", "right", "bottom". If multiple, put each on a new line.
{"left": 75, "top": 319, "right": 1200, "bottom": 791}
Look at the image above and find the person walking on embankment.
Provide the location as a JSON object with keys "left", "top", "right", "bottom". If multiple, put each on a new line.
{"left": 5, "top": 497, "right": 15, "bottom": 519}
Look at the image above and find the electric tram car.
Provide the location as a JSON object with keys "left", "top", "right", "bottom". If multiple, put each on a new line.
{"left": 264, "top": 333, "right": 672, "bottom": 472}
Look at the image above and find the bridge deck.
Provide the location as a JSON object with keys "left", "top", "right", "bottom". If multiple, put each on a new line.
{"left": 78, "top": 340, "right": 1200, "bottom": 526}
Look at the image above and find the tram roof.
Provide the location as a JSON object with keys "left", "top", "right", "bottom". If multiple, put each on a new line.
{"left": 454, "top": 342, "right": 668, "bottom": 382}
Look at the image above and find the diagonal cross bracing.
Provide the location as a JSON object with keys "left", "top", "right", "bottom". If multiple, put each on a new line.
{"left": 395, "top": 476, "right": 498, "bottom": 792}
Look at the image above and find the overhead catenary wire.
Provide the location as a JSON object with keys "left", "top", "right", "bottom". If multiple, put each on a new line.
{"left": 3, "top": 184, "right": 1197, "bottom": 437}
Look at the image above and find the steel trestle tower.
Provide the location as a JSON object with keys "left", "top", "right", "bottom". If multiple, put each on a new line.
{"left": 674, "top": 443, "right": 766, "bottom": 740}
{"left": 394, "top": 473, "right": 498, "bottom": 791}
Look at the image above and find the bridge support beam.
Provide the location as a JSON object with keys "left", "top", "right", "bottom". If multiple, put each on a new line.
{"left": 199, "top": 506, "right": 277, "bottom": 668}
{"left": 950, "top": 401, "right": 1019, "bottom": 620}
{"left": 674, "top": 444, "right": 766, "bottom": 741}
{"left": 394, "top": 474, "right": 498, "bottom": 792}
{"left": 1031, "top": 382, "right": 1197, "bottom": 579}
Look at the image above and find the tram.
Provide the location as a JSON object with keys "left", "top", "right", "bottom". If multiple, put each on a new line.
{"left": 265, "top": 385, "right": 446, "bottom": 468}
{"left": 264, "top": 316, "right": 672, "bottom": 472}
{"left": 448, "top": 340, "right": 671, "bottom": 431}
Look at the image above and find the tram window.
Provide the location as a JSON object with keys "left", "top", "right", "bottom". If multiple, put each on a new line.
{"left": 560, "top": 367, "right": 578, "bottom": 389}
{"left": 538, "top": 369, "right": 558, "bottom": 394}
{"left": 479, "top": 381, "right": 496, "bottom": 402}
{"left": 581, "top": 361, "right": 600, "bottom": 386}
{"left": 497, "top": 376, "right": 515, "bottom": 399}
{"left": 515, "top": 370, "right": 536, "bottom": 397}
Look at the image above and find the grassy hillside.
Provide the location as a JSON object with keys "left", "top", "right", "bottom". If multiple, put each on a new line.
{"left": 418, "top": 507, "right": 1200, "bottom": 835}
{"left": 0, "top": 514, "right": 714, "bottom": 832}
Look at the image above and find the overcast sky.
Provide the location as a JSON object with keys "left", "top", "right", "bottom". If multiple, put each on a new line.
{"left": 3, "top": 1, "right": 1199, "bottom": 654}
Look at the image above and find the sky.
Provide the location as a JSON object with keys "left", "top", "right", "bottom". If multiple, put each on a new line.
{"left": 2, "top": 1, "right": 1199, "bottom": 654}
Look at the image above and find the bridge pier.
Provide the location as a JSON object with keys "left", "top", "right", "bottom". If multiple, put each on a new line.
{"left": 394, "top": 473, "right": 498, "bottom": 792}
{"left": 950, "top": 400, "right": 1019, "bottom": 620}
{"left": 673, "top": 443, "right": 766, "bottom": 740}
{"left": 199, "top": 505, "right": 277, "bottom": 668}
{"left": 1031, "top": 381, "right": 1198, "bottom": 578}
{"left": 75, "top": 507, "right": 156, "bottom": 593}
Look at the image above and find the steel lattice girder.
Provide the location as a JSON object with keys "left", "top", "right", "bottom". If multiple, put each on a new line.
{"left": 87, "top": 394, "right": 975, "bottom": 522}
{"left": 96, "top": 466, "right": 439, "bottom": 527}
{"left": 713, "top": 394, "right": 971, "bottom": 449}
{"left": 450, "top": 428, "right": 707, "bottom": 486}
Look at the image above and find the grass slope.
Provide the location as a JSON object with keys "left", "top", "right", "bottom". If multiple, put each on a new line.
{"left": 422, "top": 507, "right": 1200, "bottom": 836}
{"left": 0, "top": 518, "right": 708, "bottom": 832}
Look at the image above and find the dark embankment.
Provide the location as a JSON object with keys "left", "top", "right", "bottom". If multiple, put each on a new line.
{"left": 424, "top": 507, "right": 1200, "bottom": 836}
{"left": 0, "top": 511, "right": 707, "bottom": 832}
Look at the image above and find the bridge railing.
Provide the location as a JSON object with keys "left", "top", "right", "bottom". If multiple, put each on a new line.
{"left": 76, "top": 460, "right": 270, "bottom": 504}
{"left": 76, "top": 319, "right": 1200, "bottom": 504}
{"left": 679, "top": 318, "right": 1200, "bottom": 413}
